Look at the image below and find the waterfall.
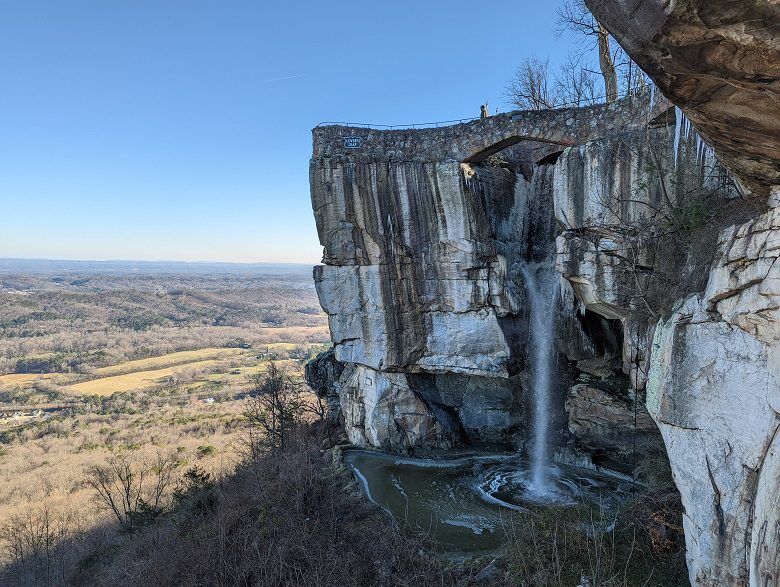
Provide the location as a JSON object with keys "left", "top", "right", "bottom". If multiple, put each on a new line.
{"left": 520, "top": 262, "right": 560, "bottom": 492}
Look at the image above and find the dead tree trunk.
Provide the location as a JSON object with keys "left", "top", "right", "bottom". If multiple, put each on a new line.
{"left": 598, "top": 24, "right": 618, "bottom": 102}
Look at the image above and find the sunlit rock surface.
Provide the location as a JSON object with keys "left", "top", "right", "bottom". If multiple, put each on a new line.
{"left": 337, "top": 364, "right": 457, "bottom": 451}
{"left": 310, "top": 81, "right": 779, "bottom": 582}
{"left": 647, "top": 201, "right": 780, "bottom": 586}
{"left": 310, "top": 95, "right": 680, "bottom": 455}
{"left": 585, "top": 0, "right": 780, "bottom": 194}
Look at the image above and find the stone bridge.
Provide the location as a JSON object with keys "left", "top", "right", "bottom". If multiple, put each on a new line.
{"left": 311, "top": 92, "right": 669, "bottom": 164}
{"left": 308, "top": 91, "right": 676, "bottom": 380}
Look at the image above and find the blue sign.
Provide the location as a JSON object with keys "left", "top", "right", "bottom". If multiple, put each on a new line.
{"left": 343, "top": 136, "right": 362, "bottom": 149}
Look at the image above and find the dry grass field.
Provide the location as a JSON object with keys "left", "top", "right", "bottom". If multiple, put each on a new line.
{"left": 0, "top": 263, "right": 332, "bottom": 578}
{"left": 89, "top": 347, "right": 247, "bottom": 377}
{"left": 0, "top": 373, "right": 58, "bottom": 388}
{"left": 68, "top": 359, "right": 243, "bottom": 395}
{"left": 0, "top": 398, "right": 245, "bottom": 526}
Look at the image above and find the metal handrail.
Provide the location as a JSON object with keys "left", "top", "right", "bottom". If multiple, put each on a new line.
{"left": 314, "top": 87, "right": 657, "bottom": 131}
{"left": 314, "top": 116, "right": 480, "bottom": 130}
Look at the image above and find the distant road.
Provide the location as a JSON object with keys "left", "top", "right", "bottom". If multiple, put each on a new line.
{"left": 0, "top": 402, "right": 74, "bottom": 413}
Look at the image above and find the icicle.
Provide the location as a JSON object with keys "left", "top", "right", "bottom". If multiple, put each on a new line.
{"left": 649, "top": 83, "right": 655, "bottom": 107}
{"left": 703, "top": 144, "right": 715, "bottom": 165}
{"left": 696, "top": 134, "right": 703, "bottom": 164}
{"left": 673, "top": 106, "right": 684, "bottom": 168}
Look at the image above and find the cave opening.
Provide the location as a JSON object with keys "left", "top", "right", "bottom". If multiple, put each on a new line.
{"left": 577, "top": 308, "right": 624, "bottom": 362}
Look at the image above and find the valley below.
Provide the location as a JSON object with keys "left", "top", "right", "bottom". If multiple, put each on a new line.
{"left": 0, "top": 261, "right": 330, "bottom": 582}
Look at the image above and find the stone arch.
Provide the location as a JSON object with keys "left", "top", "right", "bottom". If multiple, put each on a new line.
{"left": 463, "top": 135, "right": 574, "bottom": 164}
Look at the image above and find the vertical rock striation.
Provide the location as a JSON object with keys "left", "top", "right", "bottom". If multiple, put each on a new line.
{"left": 309, "top": 95, "right": 720, "bottom": 463}
{"left": 577, "top": 2, "right": 780, "bottom": 583}
{"left": 309, "top": 73, "right": 777, "bottom": 581}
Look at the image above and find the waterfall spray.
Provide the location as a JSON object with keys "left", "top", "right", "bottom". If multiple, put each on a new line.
{"left": 521, "top": 263, "right": 560, "bottom": 492}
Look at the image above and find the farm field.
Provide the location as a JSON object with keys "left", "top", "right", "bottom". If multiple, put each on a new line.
{"left": 0, "top": 373, "right": 58, "bottom": 388}
{"left": 0, "top": 262, "right": 331, "bottom": 577}
{"left": 0, "top": 339, "right": 325, "bottom": 399}
{"left": 89, "top": 347, "right": 247, "bottom": 377}
{"left": 69, "top": 353, "right": 255, "bottom": 395}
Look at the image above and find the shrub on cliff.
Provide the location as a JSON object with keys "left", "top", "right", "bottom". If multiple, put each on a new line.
{"left": 73, "top": 423, "right": 458, "bottom": 586}
{"left": 503, "top": 494, "right": 687, "bottom": 586}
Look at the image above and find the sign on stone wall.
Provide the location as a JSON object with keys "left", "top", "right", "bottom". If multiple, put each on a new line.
{"left": 343, "top": 137, "right": 362, "bottom": 149}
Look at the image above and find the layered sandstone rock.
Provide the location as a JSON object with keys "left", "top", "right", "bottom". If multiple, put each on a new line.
{"left": 585, "top": 0, "right": 780, "bottom": 194}
{"left": 647, "top": 199, "right": 780, "bottom": 586}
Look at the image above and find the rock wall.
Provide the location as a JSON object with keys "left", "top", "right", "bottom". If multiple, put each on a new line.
{"left": 573, "top": 2, "right": 780, "bottom": 583}
{"left": 309, "top": 94, "right": 726, "bottom": 465}
{"left": 312, "top": 158, "right": 512, "bottom": 377}
{"left": 645, "top": 199, "right": 780, "bottom": 586}
{"left": 309, "top": 79, "right": 777, "bottom": 583}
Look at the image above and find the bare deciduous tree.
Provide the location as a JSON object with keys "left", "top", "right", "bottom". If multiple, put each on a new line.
{"left": 505, "top": 56, "right": 559, "bottom": 111}
{"left": 555, "top": 55, "right": 599, "bottom": 107}
{"left": 557, "top": 0, "right": 652, "bottom": 100}
{"left": 0, "top": 504, "right": 79, "bottom": 586}
{"left": 242, "top": 362, "right": 307, "bottom": 459}
{"left": 505, "top": 54, "right": 600, "bottom": 111}
{"left": 86, "top": 451, "right": 176, "bottom": 533}
{"left": 556, "top": 0, "right": 619, "bottom": 102}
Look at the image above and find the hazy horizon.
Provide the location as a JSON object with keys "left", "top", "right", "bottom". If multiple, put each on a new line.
{"left": 1, "top": 2, "right": 578, "bottom": 264}
{"left": 0, "top": 255, "right": 316, "bottom": 266}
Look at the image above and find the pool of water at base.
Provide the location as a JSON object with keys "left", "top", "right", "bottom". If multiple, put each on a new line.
{"left": 343, "top": 449, "right": 637, "bottom": 558}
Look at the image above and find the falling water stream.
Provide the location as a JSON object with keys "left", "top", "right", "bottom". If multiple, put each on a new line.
{"left": 520, "top": 263, "right": 560, "bottom": 494}
{"left": 341, "top": 160, "right": 632, "bottom": 558}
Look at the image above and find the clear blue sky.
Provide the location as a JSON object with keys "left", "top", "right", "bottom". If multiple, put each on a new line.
{"left": 0, "top": 1, "right": 577, "bottom": 264}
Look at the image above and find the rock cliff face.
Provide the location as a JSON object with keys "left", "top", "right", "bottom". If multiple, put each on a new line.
{"left": 309, "top": 83, "right": 778, "bottom": 582}
{"left": 642, "top": 195, "right": 780, "bottom": 587}
{"left": 310, "top": 93, "right": 732, "bottom": 464}
{"left": 309, "top": 8, "right": 779, "bottom": 574}
{"left": 585, "top": 0, "right": 780, "bottom": 195}
{"left": 576, "top": 2, "right": 780, "bottom": 584}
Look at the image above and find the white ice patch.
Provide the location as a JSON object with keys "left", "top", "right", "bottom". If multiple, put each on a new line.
{"left": 440, "top": 515, "right": 495, "bottom": 535}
